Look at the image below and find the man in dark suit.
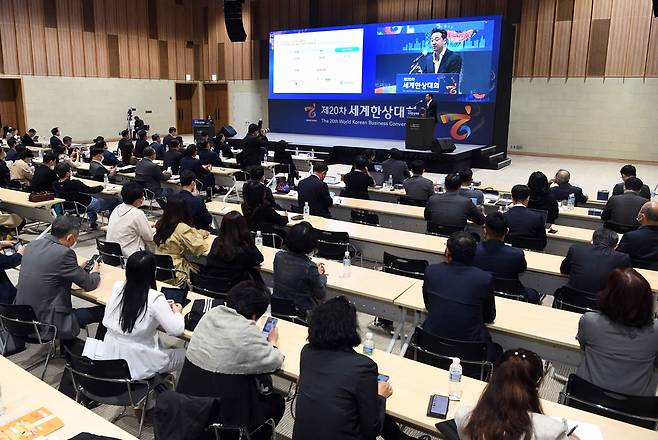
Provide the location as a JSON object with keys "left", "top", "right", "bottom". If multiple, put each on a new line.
{"left": 118, "top": 129, "right": 136, "bottom": 165}
{"left": 413, "top": 28, "right": 462, "bottom": 74}
{"left": 135, "top": 147, "right": 172, "bottom": 199}
{"left": 297, "top": 162, "right": 333, "bottom": 218}
{"left": 403, "top": 160, "right": 434, "bottom": 202}
{"left": 424, "top": 93, "right": 438, "bottom": 123}
{"left": 31, "top": 153, "right": 58, "bottom": 193}
{"left": 163, "top": 126, "right": 177, "bottom": 148}
{"left": 198, "top": 140, "right": 224, "bottom": 167}
{"left": 560, "top": 228, "right": 631, "bottom": 293}
{"left": 503, "top": 184, "right": 547, "bottom": 251}
{"left": 381, "top": 148, "right": 410, "bottom": 185}
{"left": 89, "top": 148, "right": 117, "bottom": 182}
{"left": 238, "top": 123, "right": 268, "bottom": 171}
{"left": 249, "top": 165, "right": 283, "bottom": 210}
{"left": 163, "top": 139, "right": 182, "bottom": 174}
{"left": 612, "top": 164, "right": 651, "bottom": 199}
{"left": 133, "top": 130, "right": 149, "bottom": 158}
{"left": 178, "top": 170, "right": 216, "bottom": 233}
{"left": 550, "top": 169, "right": 588, "bottom": 205}
{"left": 473, "top": 212, "right": 540, "bottom": 304}
{"left": 20, "top": 129, "right": 37, "bottom": 147}
{"left": 424, "top": 173, "right": 485, "bottom": 230}
{"left": 601, "top": 176, "right": 648, "bottom": 230}
{"left": 49, "top": 127, "right": 63, "bottom": 152}
{"left": 422, "top": 231, "right": 500, "bottom": 362}
{"left": 616, "top": 201, "right": 658, "bottom": 270}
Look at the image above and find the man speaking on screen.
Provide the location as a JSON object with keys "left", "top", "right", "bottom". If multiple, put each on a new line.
{"left": 411, "top": 28, "right": 462, "bottom": 74}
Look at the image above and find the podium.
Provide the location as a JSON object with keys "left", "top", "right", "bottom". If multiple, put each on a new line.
{"left": 192, "top": 119, "right": 215, "bottom": 140}
{"left": 405, "top": 117, "right": 435, "bottom": 150}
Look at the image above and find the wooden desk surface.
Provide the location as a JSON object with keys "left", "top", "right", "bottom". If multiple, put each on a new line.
{"left": 0, "top": 356, "right": 138, "bottom": 440}
{"left": 0, "top": 187, "right": 64, "bottom": 208}
{"left": 222, "top": 157, "right": 279, "bottom": 168}
{"left": 75, "top": 177, "right": 123, "bottom": 195}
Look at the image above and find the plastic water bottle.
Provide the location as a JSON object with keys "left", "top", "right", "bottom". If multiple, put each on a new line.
{"left": 0, "top": 383, "right": 5, "bottom": 416}
{"left": 262, "top": 153, "right": 267, "bottom": 165}
{"left": 295, "top": 146, "right": 299, "bottom": 156}
{"left": 103, "top": 174, "right": 109, "bottom": 188}
{"left": 652, "top": 184, "right": 658, "bottom": 202}
{"left": 567, "top": 193, "right": 575, "bottom": 210}
{"left": 498, "top": 205, "right": 504, "bottom": 213}
{"left": 166, "top": 166, "right": 173, "bottom": 175}
{"left": 387, "top": 175, "right": 393, "bottom": 188}
{"left": 448, "top": 357, "right": 463, "bottom": 401}
{"left": 303, "top": 202, "right": 310, "bottom": 220}
{"left": 363, "top": 332, "right": 374, "bottom": 356}
{"left": 310, "top": 148, "right": 315, "bottom": 158}
{"left": 342, "top": 250, "right": 351, "bottom": 278}
{"left": 255, "top": 230, "right": 263, "bottom": 249}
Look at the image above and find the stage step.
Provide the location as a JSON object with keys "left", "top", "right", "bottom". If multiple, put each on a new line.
{"left": 495, "top": 158, "right": 512, "bottom": 169}
{"left": 479, "top": 145, "right": 498, "bottom": 156}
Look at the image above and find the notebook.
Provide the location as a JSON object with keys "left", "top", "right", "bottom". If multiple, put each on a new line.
{"left": 0, "top": 407, "right": 63, "bottom": 440}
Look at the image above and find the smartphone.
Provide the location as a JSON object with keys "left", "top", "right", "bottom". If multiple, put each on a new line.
{"left": 84, "top": 254, "right": 101, "bottom": 272}
{"left": 427, "top": 394, "right": 450, "bottom": 419}
{"left": 377, "top": 374, "right": 389, "bottom": 382}
{"left": 290, "top": 214, "right": 304, "bottom": 221}
{"left": 262, "top": 317, "right": 278, "bottom": 338}
{"left": 588, "top": 209, "right": 602, "bottom": 216}
{"left": 547, "top": 228, "right": 558, "bottom": 234}
{"left": 161, "top": 287, "right": 190, "bottom": 307}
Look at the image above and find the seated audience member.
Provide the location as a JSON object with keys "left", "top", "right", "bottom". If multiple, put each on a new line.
{"left": 550, "top": 169, "right": 588, "bottom": 205}
{"left": 197, "top": 139, "right": 223, "bottom": 167}
{"left": 163, "top": 126, "right": 177, "bottom": 148}
{"left": 297, "top": 162, "right": 333, "bottom": 218}
{"left": 456, "top": 349, "right": 577, "bottom": 440}
{"left": 177, "top": 170, "right": 216, "bottom": 233}
{"left": 95, "top": 251, "right": 185, "bottom": 380}
{"left": 195, "top": 130, "right": 210, "bottom": 149}
{"left": 504, "top": 184, "right": 547, "bottom": 251}
{"left": 177, "top": 281, "right": 285, "bottom": 437}
{"left": 9, "top": 150, "right": 34, "bottom": 186}
{"left": 423, "top": 232, "right": 501, "bottom": 362}
{"left": 133, "top": 130, "right": 149, "bottom": 158}
{"left": 163, "top": 139, "right": 182, "bottom": 174}
{"left": 381, "top": 148, "right": 410, "bottom": 184}
{"left": 458, "top": 169, "right": 484, "bottom": 205}
{"left": 15, "top": 215, "right": 104, "bottom": 343}
{"left": 473, "top": 212, "right": 540, "bottom": 304}
{"left": 576, "top": 268, "right": 658, "bottom": 396}
{"left": 5, "top": 139, "right": 20, "bottom": 161}
{"left": 135, "top": 147, "right": 173, "bottom": 201}
{"left": 53, "top": 162, "right": 120, "bottom": 230}
{"left": 154, "top": 194, "right": 209, "bottom": 286}
{"left": 612, "top": 164, "right": 651, "bottom": 199}
{"left": 95, "top": 140, "right": 121, "bottom": 167}
{"left": 49, "top": 127, "right": 63, "bottom": 151}
{"left": 424, "top": 173, "right": 485, "bottom": 229}
{"left": 341, "top": 155, "right": 374, "bottom": 200}
{"left": 294, "top": 296, "right": 426, "bottom": 440}
{"left": 150, "top": 133, "right": 165, "bottom": 159}
{"left": 5, "top": 127, "right": 17, "bottom": 142}
{"left": 601, "top": 176, "right": 647, "bottom": 230}
{"left": 0, "top": 148, "right": 10, "bottom": 187}
{"left": 106, "top": 183, "right": 156, "bottom": 258}
{"left": 272, "top": 140, "right": 298, "bottom": 184}
{"left": 249, "top": 165, "right": 283, "bottom": 210}
{"left": 0, "top": 239, "right": 23, "bottom": 304}
{"left": 89, "top": 148, "right": 117, "bottom": 182}
{"left": 61, "top": 136, "right": 76, "bottom": 159}
{"left": 273, "top": 221, "right": 326, "bottom": 317}
{"left": 616, "top": 201, "right": 658, "bottom": 270}
{"left": 403, "top": 160, "right": 434, "bottom": 202}
{"left": 31, "top": 153, "right": 58, "bottom": 193}
{"left": 242, "top": 180, "right": 288, "bottom": 234}
{"left": 20, "top": 128, "right": 37, "bottom": 147}
{"left": 560, "top": 228, "right": 630, "bottom": 293}
{"left": 527, "top": 171, "right": 559, "bottom": 224}
{"left": 118, "top": 129, "right": 136, "bottom": 165}
{"left": 180, "top": 145, "right": 215, "bottom": 199}
{"left": 211, "top": 132, "right": 233, "bottom": 159}
{"left": 364, "top": 148, "right": 377, "bottom": 171}
{"left": 238, "top": 123, "right": 268, "bottom": 170}
{"left": 205, "top": 210, "right": 264, "bottom": 286}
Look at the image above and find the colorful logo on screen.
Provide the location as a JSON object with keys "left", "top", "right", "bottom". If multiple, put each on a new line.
{"left": 304, "top": 103, "right": 317, "bottom": 121}
{"left": 440, "top": 105, "right": 472, "bottom": 141}
{"left": 447, "top": 29, "right": 476, "bottom": 43}
{"left": 383, "top": 26, "right": 403, "bottom": 35}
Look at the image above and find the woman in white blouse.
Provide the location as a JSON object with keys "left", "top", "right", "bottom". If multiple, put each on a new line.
{"left": 99, "top": 250, "right": 185, "bottom": 380}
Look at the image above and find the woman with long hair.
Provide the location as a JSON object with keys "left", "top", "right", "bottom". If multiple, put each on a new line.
{"left": 576, "top": 268, "right": 658, "bottom": 396}
{"left": 241, "top": 180, "right": 288, "bottom": 234}
{"left": 96, "top": 251, "right": 186, "bottom": 379}
{"left": 154, "top": 194, "right": 209, "bottom": 286}
{"left": 457, "top": 348, "right": 578, "bottom": 440}
{"left": 527, "top": 171, "right": 559, "bottom": 224}
{"left": 205, "top": 210, "right": 264, "bottom": 286}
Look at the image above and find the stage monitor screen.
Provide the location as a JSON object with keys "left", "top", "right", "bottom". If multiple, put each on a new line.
{"left": 268, "top": 16, "right": 502, "bottom": 145}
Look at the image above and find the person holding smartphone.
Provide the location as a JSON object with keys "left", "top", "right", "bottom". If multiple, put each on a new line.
{"left": 0, "top": 239, "right": 24, "bottom": 304}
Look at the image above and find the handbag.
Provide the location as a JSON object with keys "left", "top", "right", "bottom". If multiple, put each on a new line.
{"left": 29, "top": 191, "right": 55, "bottom": 202}
{"left": 184, "top": 298, "right": 224, "bottom": 331}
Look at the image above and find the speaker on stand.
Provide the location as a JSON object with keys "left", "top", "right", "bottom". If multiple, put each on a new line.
{"left": 224, "top": 0, "right": 247, "bottom": 42}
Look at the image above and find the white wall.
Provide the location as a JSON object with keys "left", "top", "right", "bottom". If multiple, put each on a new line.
{"left": 21, "top": 76, "right": 176, "bottom": 141}
{"left": 227, "top": 80, "right": 269, "bottom": 136}
{"left": 509, "top": 77, "right": 658, "bottom": 162}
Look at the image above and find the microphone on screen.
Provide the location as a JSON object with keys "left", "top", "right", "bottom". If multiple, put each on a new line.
{"left": 410, "top": 50, "right": 428, "bottom": 65}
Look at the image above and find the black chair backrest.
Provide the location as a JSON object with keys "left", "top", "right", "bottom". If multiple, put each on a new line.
{"left": 604, "top": 221, "right": 638, "bottom": 234}
{"left": 426, "top": 222, "right": 464, "bottom": 237}
{"left": 383, "top": 252, "right": 428, "bottom": 279}
{"left": 553, "top": 285, "right": 598, "bottom": 313}
{"left": 350, "top": 209, "right": 379, "bottom": 226}
{"left": 154, "top": 254, "right": 177, "bottom": 282}
{"left": 8, "top": 180, "right": 24, "bottom": 191}
{"left": 316, "top": 229, "right": 351, "bottom": 261}
{"left": 398, "top": 196, "right": 427, "bottom": 207}
{"left": 96, "top": 238, "right": 124, "bottom": 267}
{"left": 505, "top": 235, "right": 545, "bottom": 251}
{"left": 270, "top": 297, "right": 308, "bottom": 326}
{"left": 562, "top": 374, "right": 658, "bottom": 429}
{"left": 76, "top": 168, "right": 92, "bottom": 178}
{"left": 189, "top": 271, "right": 231, "bottom": 301}
{"left": 0, "top": 304, "right": 54, "bottom": 342}
{"left": 66, "top": 349, "right": 133, "bottom": 399}
{"left": 273, "top": 164, "right": 291, "bottom": 175}
{"left": 405, "top": 327, "right": 492, "bottom": 381}
{"left": 492, "top": 277, "right": 527, "bottom": 302}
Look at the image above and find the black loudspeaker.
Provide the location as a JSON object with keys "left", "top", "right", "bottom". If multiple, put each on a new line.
{"left": 224, "top": 0, "right": 247, "bottom": 42}
{"left": 431, "top": 138, "right": 456, "bottom": 153}
{"left": 654, "top": 0, "right": 658, "bottom": 17}
{"left": 220, "top": 125, "right": 237, "bottom": 138}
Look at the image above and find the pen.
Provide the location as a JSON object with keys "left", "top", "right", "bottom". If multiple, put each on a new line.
{"left": 567, "top": 425, "right": 578, "bottom": 436}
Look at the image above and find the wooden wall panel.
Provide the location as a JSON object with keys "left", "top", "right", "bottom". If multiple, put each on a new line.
{"left": 44, "top": 28, "right": 60, "bottom": 76}
{"left": 116, "top": 0, "right": 129, "bottom": 78}
{"left": 56, "top": 0, "right": 73, "bottom": 76}
{"left": 604, "top": 0, "right": 630, "bottom": 76}
{"left": 551, "top": 21, "right": 572, "bottom": 76}
{"left": 69, "top": 0, "right": 86, "bottom": 77}
{"left": 93, "top": 0, "right": 109, "bottom": 77}
{"left": 515, "top": 0, "right": 539, "bottom": 76}
{"left": 28, "top": 0, "right": 48, "bottom": 76}
{"left": 532, "top": 0, "right": 556, "bottom": 76}
{"left": 624, "top": 0, "right": 652, "bottom": 77}
{"left": 646, "top": 17, "right": 658, "bottom": 76}
{"left": 14, "top": 0, "right": 34, "bottom": 75}
{"left": 568, "top": 0, "right": 592, "bottom": 76}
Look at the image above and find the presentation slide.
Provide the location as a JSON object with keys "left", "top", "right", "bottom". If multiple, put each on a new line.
{"left": 268, "top": 16, "right": 502, "bottom": 144}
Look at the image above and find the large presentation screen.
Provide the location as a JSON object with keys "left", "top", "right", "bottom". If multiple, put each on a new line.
{"left": 268, "top": 16, "right": 502, "bottom": 145}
